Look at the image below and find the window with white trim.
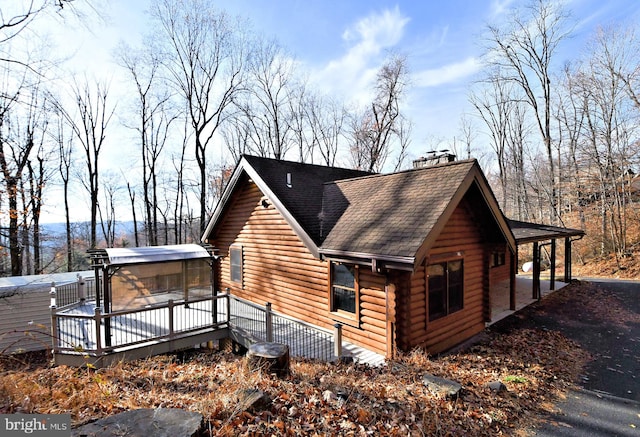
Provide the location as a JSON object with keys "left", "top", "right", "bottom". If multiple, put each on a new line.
{"left": 229, "top": 245, "right": 243, "bottom": 285}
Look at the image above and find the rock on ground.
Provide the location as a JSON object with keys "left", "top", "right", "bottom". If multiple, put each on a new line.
{"left": 72, "top": 408, "right": 203, "bottom": 437}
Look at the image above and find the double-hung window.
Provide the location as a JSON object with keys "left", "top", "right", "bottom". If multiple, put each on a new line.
{"left": 428, "top": 259, "right": 464, "bottom": 321}
{"left": 330, "top": 263, "right": 357, "bottom": 314}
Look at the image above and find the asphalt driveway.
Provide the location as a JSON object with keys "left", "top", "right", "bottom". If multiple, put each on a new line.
{"left": 497, "top": 278, "right": 640, "bottom": 436}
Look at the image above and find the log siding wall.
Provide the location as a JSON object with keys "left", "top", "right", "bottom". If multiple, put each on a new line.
{"left": 209, "top": 181, "right": 388, "bottom": 356}
{"left": 396, "top": 198, "right": 488, "bottom": 354}
{"left": 489, "top": 244, "right": 511, "bottom": 285}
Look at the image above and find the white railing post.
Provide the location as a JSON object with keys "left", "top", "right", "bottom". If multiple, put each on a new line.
{"left": 49, "top": 284, "right": 58, "bottom": 353}
{"left": 265, "top": 302, "right": 273, "bottom": 342}
{"left": 333, "top": 323, "right": 343, "bottom": 358}
{"left": 77, "top": 274, "right": 86, "bottom": 303}
{"left": 49, "top": 282, "right": 56, "bottom": 308}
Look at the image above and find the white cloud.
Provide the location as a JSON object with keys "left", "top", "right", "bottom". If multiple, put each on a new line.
{"left": 310, "top": 7, "right": 410, "bottom": 104}
{"left": 413, "top": 57, "right": 481, "bottom": 88}
{"left": 490, "top": 0, "right": 517, "bottom": 17}
{"left": 341, "top": 6, "right": 409, "bottom": 50}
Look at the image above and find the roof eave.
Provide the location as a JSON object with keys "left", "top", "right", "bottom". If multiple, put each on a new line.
{"left": 470, "top": 166, "right": 517, "bottom": 251}
{"left": 319, "top": 248, "right": 415, "bottom": 271}
{"left": 514, "top": 230, "right": 586, "bottom": 244}
{"left": 201, "top": 157, "right": 247, "bottom": 243}
{"left": 414, "top": 164, "right": 517, "bottom": 265}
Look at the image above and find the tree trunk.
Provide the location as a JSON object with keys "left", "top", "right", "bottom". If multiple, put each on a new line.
{"left": 7, "top": 180, "right": 22, "bottom": 276}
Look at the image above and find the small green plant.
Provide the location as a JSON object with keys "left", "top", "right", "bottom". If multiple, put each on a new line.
{"left": 504, "top": 375, "right": 528, "bottom": 384}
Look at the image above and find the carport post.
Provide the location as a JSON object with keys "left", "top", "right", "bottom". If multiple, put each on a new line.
{"left": 550, "top": 239, "right": 556, "bottom": 290}
{"left": 564, "top": 237, "right": 572, "bottom": 282}
{"left": 533, "top": 242, "right": 541, "bottom": 300}
{"left": 509, "top": 250, "right": 516, "bottom": 311}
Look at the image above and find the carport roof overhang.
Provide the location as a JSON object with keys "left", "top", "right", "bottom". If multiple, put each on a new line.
{"left": 89, "top": 244, "right": 215, "bottom": 268}
{"left": 508, "top": 219, "right": 585, "bottom": 244}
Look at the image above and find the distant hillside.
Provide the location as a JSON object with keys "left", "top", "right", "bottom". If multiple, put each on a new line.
{"left": 40, "top": 221, "right": 139, "bottom": 238}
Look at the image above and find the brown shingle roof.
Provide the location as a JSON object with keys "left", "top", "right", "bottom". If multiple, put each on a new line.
{"left": 319, "top": 160, "right": 477, "bottom": 259}
{"left": 507, "top": 219, "right": 585, "bottom": 243}
{"left": 203, "top": 155, "right": 515, "bottom": 267}
{"left": 241, "top": 155, "right": 373, "bottom": 245}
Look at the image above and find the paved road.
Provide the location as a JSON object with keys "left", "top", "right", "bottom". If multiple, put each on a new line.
{"left": 528, "top": 279, "right": 640, "bottom": 436}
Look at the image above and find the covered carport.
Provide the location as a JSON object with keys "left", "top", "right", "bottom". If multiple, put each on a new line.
{"left": 508, "top": 220, "right": 585, "bottom": 299}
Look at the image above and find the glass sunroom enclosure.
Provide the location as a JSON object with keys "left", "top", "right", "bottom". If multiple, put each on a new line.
{"left": 89, "top": 244, "right": 218, "bottom": 312}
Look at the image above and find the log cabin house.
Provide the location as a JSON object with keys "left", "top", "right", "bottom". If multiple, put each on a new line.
{"left": 201, "top": 155, "right": 557, "bottom": 359}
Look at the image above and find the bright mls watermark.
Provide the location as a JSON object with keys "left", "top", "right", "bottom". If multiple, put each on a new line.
{"left": 1, "top": 414, "right": 70, "bottom": 436}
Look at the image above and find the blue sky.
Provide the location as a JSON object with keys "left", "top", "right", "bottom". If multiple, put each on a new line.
{"left": 34, "top": 0, "right": 640, "bottom": 221}
{"left": 208, "top": 0, "right": 640, "bottom": 159}
{"left": 56, "top": 0, "right": 640, "bottom": 163}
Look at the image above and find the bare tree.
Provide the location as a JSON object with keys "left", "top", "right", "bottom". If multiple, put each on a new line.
{"left": 98, "top": 171, "right": 121, "bottom": 247}
{"left": 555, "top": 63, "right": 588, "bottom": 229}
{"left": 0, "top": 0, "right": 82, "bottom": 69}
{"left": 577, "top": 26, "right": 638, "bottom": 260}
{"left": 505, "top": 101, "right": 532, "bottom": 219}
{"left": 58, "top": 77, "right": 115, "bottom": 249}
{"left": 609, "top": 27, "right": 640, "bottom": 111}
{"left": 244, "top": 37, "right": 295, "bottom": 159}
{"left": 51, "top": 106, "right": 75, "bottom": 271}
{"left": 288, "top": 83, "right": 312, "bottom": 163}
{"left": 25, "top": 133, "right": 55, "bottom": 274}
{"left": 470, "top": 74, "right": 516, "bottom": 208}
{"left": 118, "top": 42, "right": 178, "bottom": 246}
{"left": 307, "top": 94, "right": 346, "bottom": 167}
{"left": 221, "top": 112, "right": 253, "bottom": 162}
{"left": 0, "top": 71, "right": 47, "bottom": 275}
{"left": 457, "top": 114, "right": 478, "bottom": 160}
{"left": 171, "top": 115, "right": 193, "bottom": 244}
{"left": 348, "top": 54, "right": 409, "bottom": 172}
{"left": 485, "top": 0, "right": 571, "bottom": 221}
{"left": 151, "top": 0, "right": 247, "bottom": 233}
{"left": 125, "top": 179, "right": 139, "bottom": 247}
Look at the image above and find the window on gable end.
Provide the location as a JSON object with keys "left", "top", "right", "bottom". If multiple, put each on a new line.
{"left": 229, "top": 245, "right": 243, "bottom": 285}
{"left": 428, "top": 258, "right": 464, "bottom": 321}
{"left": 491, "top": 251, "right": 506, "bottom": 267}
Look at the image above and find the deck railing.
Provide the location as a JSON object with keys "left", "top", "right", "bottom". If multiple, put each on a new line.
{"left": 54, "top": 275, "right": 96, "bottom": 308}
{"left": 51, "top": 294, "right": 229, "bottom": 356}
{"left": 228, "top": 295, "right": 342, "bottom": 361}
{"left": 50, "top": 286, "right": 344, "bottom": 363}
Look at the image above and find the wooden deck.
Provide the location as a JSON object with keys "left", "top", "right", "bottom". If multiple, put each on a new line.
{"left": 53, "top": 293, "right": 385, "bottom": 367}
{"left": 489, "top": 275, "right": 568, "bottom": 325}
{"left": 53, "top": 294, "right": 230, "bottom": 367}
{"left": 53, "top": 276, "right": 556, "bottom": 368}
